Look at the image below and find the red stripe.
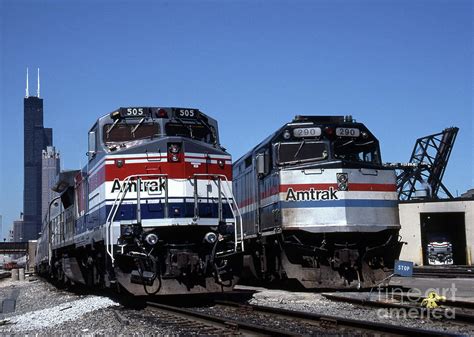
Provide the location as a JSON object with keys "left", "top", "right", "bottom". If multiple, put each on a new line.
{"left": 238, "top": 182, "right": 396, "bottom": 208}
{"left": 105, "top": 161, "right": 231, "bottom": 181}
{"left": 348, "top": 183, "right": 397, "bottom": 192}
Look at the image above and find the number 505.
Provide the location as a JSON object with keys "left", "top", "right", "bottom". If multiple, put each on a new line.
{"left": 127, "top": 108, "right": 143, "bottom": 116}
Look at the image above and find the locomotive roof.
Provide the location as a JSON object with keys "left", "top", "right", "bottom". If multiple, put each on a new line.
{"left": 234, "top": 115, "right": 372, "bottom": 165}
{"left": 91, "top": 107, "right": 218, "bottom": 129}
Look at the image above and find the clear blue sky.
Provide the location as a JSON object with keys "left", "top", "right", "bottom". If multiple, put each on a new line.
{"left": 0, "top": 0, "right": 472, "bottom": 240}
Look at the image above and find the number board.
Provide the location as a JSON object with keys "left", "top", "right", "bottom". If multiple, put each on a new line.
{"left": 119, "top": 107, "right": 149, "bottom": 118}
{"left": 293, "top": 127, "right": 322, "bottom": 138}
{"left": 394, "top": 260, "right": 414, "bottom": 277}
{"left": 336, "top": 127, "right": 360, "bottom": 137}
{"left": 172, "top": 108, "right": 200, "bottom": 119}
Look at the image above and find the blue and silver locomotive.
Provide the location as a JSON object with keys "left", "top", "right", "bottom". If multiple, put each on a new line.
{"left": 233, "top": 115, "right": 403, "bottom": 288}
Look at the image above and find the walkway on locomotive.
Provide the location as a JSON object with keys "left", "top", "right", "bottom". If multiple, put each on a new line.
{"left": 233, "top": 116, "right": 400, "bottom": 235}
{"left": 74, "top": 108, "right": 237, "bottom": 242}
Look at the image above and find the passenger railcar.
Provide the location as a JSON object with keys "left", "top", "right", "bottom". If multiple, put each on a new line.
{"left": 234, "top": 115, "right": 403, "bottom": 288}
{"left": 36, "top": 107, "right": 243, "bottom": 295}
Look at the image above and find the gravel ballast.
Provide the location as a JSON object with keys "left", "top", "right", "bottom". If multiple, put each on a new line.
{"left": 0, "top": 277, "right": 473, "bottom": 335}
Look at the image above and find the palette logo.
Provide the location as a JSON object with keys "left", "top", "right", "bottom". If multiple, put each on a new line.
{"left": 285, "top": 186, "right": 338, "bottom": 201}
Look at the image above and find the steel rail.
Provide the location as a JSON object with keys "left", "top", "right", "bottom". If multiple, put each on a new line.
{"left": 394, "top": 266, "right": 474, "bottom": 279}
{"left": 322, "top": 293, "right": 474, "bottom": 325}
{"left": 214, "top": 300, "right": 452, "bottom": 336}
{"left": 390, "top": 293, "right": 474, "bottom": 310}
{"left": 146, "top": 301, "right": 295, "bottom": 336}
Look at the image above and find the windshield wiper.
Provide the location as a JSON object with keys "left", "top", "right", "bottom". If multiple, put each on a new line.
{"left": 173, "top": 117, "right": 194, "bottom": 139}
{"left": 131, "top": 117, "right": 146, "bottom": 138}
{"left": 195, "top": 118, "right": 217, "bottom": 146}
{"left": 106, "top": 119, "right": 120, "bottom": 139}
{"left": 294, "top": 140, "right": 305, "bottom": 159}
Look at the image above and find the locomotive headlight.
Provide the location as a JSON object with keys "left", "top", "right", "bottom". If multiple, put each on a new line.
{"left": 169, "top": 143, "right": 181, "bottom": 162}
{"left": 361, "top": 132, "right": 368, "bottom": 139}
{"left": 169, "top": 144, "right": 180, "bottom": 153}
{"left": 283, "top": 130, "right": 291, "bottom": 139}
{"left": 337, "top": 173, "right": 349, "bottom": 191}
{"left": 145, "top": 233, "right": 159, "bottom": 245}
{"left": 204, "top": 232, "right": 218, "bottom": 244}
{"left": 218, "top": 159, "right": 225, "bottom": 168}
{"left": 337, "top": 173, "right": 348, "bottom": 183}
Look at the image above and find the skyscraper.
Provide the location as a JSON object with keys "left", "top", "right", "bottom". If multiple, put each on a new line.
{"left": 23, "top": 68, "right": 52, "bottom": 241}
{"left": 41, "top": 146, "right": 60, "bottom": 222}
{"left": 13, "top": 215, "right": 24, "bottom": 242}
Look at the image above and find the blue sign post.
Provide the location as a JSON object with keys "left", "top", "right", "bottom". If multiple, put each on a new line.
{"left": 394, "top": 260, "right": 414, "bottom": 277}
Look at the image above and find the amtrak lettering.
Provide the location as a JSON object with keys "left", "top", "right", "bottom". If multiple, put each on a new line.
{"left": 286, "top": 187, "right": 338, "bottom": 201}
{"left": 111, "top": 178, "right": 166, "bottom": 193}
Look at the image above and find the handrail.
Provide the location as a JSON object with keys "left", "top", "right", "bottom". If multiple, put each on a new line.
{"left": 191, "top": 173, "right": 244, "bottom": 252}
{"left": 105, "top": 172, "right": 244, "bottom": 265}
{"left": 105, "top": 173, "right": 168, "bottom": 264}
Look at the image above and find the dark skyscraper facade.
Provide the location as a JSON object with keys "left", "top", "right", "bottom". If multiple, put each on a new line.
{"left": 23, "top": 70, "right": 53, "bottom": 241}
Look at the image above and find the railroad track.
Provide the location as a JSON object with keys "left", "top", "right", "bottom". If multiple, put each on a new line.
{"left": 322, "top": 292, "right": 474, "bottom": 325}
{"left": 401, "top": 266, "right": 474, "bottom": 278}
{"left": 383, "top": 266, "right": 474, "bottom": 278}
{"left": 146, "top": 299, "right": 452, "bottom": 336}
{"left": 146, "top": 301, "right": 292, "bottom": 336}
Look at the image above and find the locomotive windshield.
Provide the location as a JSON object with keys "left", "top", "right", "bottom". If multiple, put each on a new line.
{"left": 333, "top": 138, "right": 381, "bottom": 164}
{"left": 165, "top": 122, "right": 216, "bottom": 144}
{"left": 275, "top": 123, "right": 381, "bottom": 166}
{"left": 277, "top": 141, "right": 328, "bottom": 165}
{"left": 103, "top": 122, "right": 160, "bottom": 143}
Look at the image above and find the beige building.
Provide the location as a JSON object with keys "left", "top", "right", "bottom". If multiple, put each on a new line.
{"left": 398, "top": 198, "right": 474, "bottom": 266}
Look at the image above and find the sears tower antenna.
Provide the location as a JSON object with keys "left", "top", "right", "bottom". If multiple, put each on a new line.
{"left": 37, "top": 68, "right": 40, "bottom": 98}
{"left": 25, "top": 67, "right": 29, "bottom": 98}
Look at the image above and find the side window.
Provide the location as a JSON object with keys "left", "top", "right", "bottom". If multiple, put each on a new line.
{"left": 244, "top": 155, "right": 252, "bottom": 168}
{"left": 264, "top": 148, "right": 272, "bottom": 173}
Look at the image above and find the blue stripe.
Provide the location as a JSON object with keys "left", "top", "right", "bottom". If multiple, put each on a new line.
{"left": 76, "top": 202, "right": 232, "bottom": 234}
{"left": 280, "top": 199, "right": 398, "bottom": 208}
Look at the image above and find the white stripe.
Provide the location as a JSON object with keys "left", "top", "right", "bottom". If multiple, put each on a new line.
{"left": 184, "top": 158, "right": 232, "bottom": 164}
{"left": 185, "top": 152, "right": 231, "bottom": 160}
{"left": 124, "top": 158, "right": 168, "bottom": 164}
{"left": 108, "top": 153, "right": 165, "bottom": 159}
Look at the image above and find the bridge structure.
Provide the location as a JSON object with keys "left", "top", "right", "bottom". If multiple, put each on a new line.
{"left": 395, "top": 127, "right": 459, "bottom": 200}
{"left": 0, "top": 242, "right": 29, "bottom": 254}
